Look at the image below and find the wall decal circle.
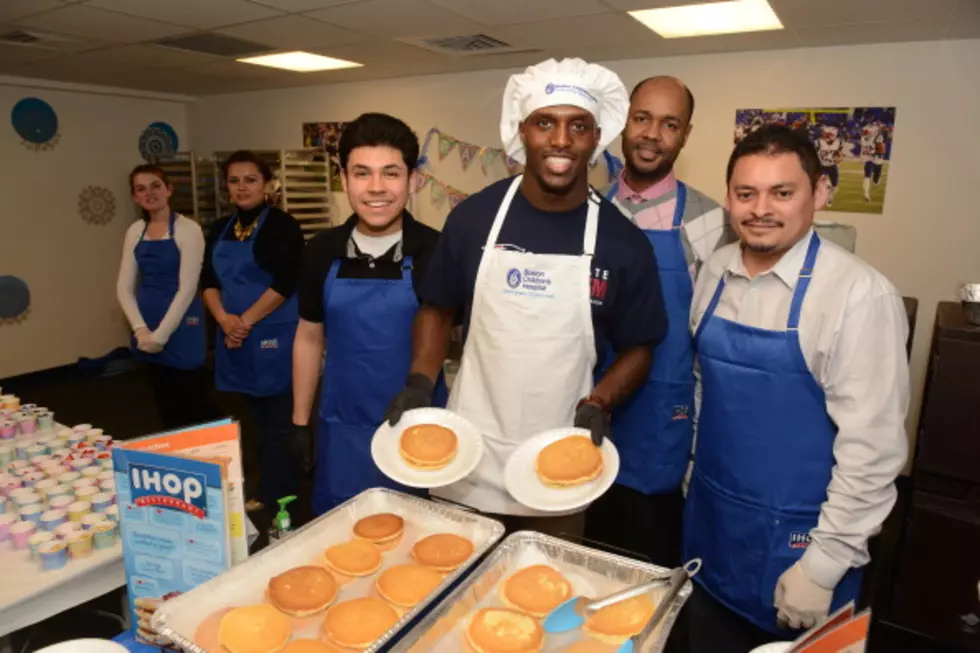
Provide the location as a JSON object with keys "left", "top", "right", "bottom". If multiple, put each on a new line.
{"left": 11, "top": 97, "right": 60, "bottom": 151}
{"left": 0, "top": 275, "right": 31, "bottom": 321}
{"left": 139, "top": 122, "right": 178, "bottom": 161}
{"left": 78, "top": 186, "right": 116, "bottom": 225}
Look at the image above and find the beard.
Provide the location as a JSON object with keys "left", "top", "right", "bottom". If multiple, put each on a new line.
{"left": 625, "top": 145, "right": 678, "bottom": 184}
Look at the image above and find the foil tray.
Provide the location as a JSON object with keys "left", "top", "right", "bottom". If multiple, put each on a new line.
{"left": 389, "top": 530, "right": 693, "bottom": 653}
{"left": 152, "top": 488, "right": 505, "bottom": 653}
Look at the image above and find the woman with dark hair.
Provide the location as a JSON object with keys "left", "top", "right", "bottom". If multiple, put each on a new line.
{"left": 202, "top": 150, "right": 305, "bottom": 512}
{"left": 117, "top": 164, "right": 211, "bottom": 429}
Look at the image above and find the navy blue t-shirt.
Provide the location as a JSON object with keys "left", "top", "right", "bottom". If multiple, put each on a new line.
{"left": 420, "top": 177, "right": 668, "bottom": 366}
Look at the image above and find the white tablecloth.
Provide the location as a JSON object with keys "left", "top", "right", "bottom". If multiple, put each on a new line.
{"left": 0, "top": 540, "right": 125, "bottom": 637}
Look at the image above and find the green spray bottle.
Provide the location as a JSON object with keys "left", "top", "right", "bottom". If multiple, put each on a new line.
{"left": 269, "top": 495, "right": 297, "bottom": 542}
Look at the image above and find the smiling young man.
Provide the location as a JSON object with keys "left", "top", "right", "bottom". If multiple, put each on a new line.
{"left": 683, "top": 125, "right": 909, "bottom": 651}
{"left": 384, "top": 58, "right": 668, "bottom": 537}
{"left": 290, "top": 113, "right": 443, "bottom": 515}
{"left": 586, "top": 75, "right": 733, "bottom": 568}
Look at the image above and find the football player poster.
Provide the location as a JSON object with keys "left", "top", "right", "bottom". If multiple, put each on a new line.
{"left": 303, "top": 121, "right": 348, "bottom": 191}
{"left": 734, "top": 107, "right": 896, "bottom": 214}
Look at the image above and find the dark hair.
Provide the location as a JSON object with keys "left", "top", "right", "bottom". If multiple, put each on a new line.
{"left": 630, "top": 76, "right": 695, "bottom": 122}
{"left": 726, "top": 124, "right": 822, "bottom": 190}
{"left": 223, "top": 150, "right": 273, "bottom": 181}
{"left": 129, "top": 164, "right": 170, "bottom": 221}
{"left": 338, "top": 113, "right": 420, "bottom": 171}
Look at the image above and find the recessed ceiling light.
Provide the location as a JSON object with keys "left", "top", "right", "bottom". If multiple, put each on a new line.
{"left": 236, "top": 51, "right": 362, "bottom": 72}
{"left": 629, "top": 0, "right": 783, "bottom": 39}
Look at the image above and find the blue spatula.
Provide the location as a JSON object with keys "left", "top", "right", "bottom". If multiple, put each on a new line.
{"left": 543, "top": 559, "right": 702, "bottom": 647}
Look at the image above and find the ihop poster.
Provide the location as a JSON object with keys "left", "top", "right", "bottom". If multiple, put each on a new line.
{"left": 734, "top": 107, "right": 897, "bottom": 214}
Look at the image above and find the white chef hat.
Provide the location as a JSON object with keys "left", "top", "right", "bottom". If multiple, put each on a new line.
{"left": 500, "top": 57, "right": 628, "bottom": 165}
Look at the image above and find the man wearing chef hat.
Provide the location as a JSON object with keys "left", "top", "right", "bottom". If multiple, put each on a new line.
{"left": 386, "top": 58, "right": 668, "bottom": 535}
{"left": 683, "top": 124, "right": 909, "bottom": 651}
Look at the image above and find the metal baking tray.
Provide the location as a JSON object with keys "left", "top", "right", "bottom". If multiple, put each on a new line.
{"left": 389, "top": 530, "right": 693, "bottom": 653}
{"left": 152, "top": 488, "right": 505, "bottom": 653}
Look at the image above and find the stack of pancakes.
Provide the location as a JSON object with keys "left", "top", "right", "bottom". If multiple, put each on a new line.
{"left": 134, "top": 596, "right": 177, "bottom": 649}
{"left": 465, "top": 607, "right": 544, "bottom": 653}
{"left": 535, "top": 435, "right": 603, "bottom": 488}
{"left": 322, "top": 539, "right": 383, "bottom": 582}
{"left": 399, "top": 423, "right": 458, "bottom": 470}
{"left": 352, "top": 513, "right": 404, "bottom": 552}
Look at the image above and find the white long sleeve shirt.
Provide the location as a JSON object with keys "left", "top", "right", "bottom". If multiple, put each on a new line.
{"left": 116, "top": 214, "right": 205, "bottom": 346}
{"left": 690, "top": 229, "right": 910, "bottom": 590}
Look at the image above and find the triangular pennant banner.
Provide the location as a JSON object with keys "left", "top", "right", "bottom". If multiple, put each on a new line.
{"left": 414, "top": 171, "right": 430, "bottom": 192}
{"left": 479, "top": 148, "right": 498, "bottom": 175}
{"left": 458, "top": 143, "right": 479, "bottom": 171}
{"left": 430, "top": 179, "right": 446, "bottom": 204}
{"left": 438, "top": 133, "right": 457, "bottom": 161}
{"left": 504, "top": 155, "right": 522, "bottom": 175}
{"left": 448, "top": 190, "right": 469, "bottom": 209}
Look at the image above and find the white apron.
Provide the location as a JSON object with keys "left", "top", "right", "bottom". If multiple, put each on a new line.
{"left": 433, "top": 175, "right": 599, "bottom": 515}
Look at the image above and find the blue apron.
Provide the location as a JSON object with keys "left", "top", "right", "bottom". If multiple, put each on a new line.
{"left": 314, "top": 255, "right": 447, "bottom": 515}
{"left": 683, "top": 233, "right": 863, "bottom": 634}
{"left": 212, "top": 208, "right": 298, "bottom": 397}
{"left": 599, "top": 182, "right": 694, "bottom": 494}
{"left": 132, "top": 212, "right": 206, "bottom": 370}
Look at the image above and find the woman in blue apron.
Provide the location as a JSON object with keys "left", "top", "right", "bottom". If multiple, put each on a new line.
{"left": 117, "top": 164, "right": 213, "bottom": 430}
{"left": 201, "top": 151, "right": 305, "bottom": 513}
{"left": 290, "top": 113, "right": 446, "bottom": 515}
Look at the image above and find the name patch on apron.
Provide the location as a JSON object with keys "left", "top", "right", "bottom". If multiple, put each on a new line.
{"left": 789, "top": 531, "right": 812, "bottom": 549}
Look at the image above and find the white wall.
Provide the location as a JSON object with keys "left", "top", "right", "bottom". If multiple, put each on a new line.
{"left": 1, "top": 79, "right": 191, "bottom": 379}
{"left": 188, "top": 38, "right": 980, "bottom": 439}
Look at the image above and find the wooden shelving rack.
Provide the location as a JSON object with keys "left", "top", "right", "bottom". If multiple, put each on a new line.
{"left": 150, "top": 151, "right": 219, "bottom": 228}
{"left": 212, "top": 149, "right": 335, "bottom": 239}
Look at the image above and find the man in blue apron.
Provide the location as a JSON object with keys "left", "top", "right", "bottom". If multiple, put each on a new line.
{"left": 386, "top": 58, "right": 668, "bottom": 537}
{"left": 584, "top": 76, "right": 733, "bottom": 568}
{"left": 290, "top": 113, "right": 445, "bottom": 515}
{"left": 684, "top": 124, "right": 910, "bottom": 651}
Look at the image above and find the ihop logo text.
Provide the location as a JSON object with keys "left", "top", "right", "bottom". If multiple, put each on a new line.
{"left": 130, "top": 464, "right": 207, "bottom": 519}
{"left": 788, "top": 531, "right": 811, "bottom": 550}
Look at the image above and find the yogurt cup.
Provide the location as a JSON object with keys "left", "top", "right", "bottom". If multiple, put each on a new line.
{"left": 37, "top": 412, "right": 55, "bottom": 431}
{"left": 58, "top": 471, "right": 82, "bottom": 486}
{"left": 38, "top": 540, "right": 68, "bottom": 570}
{"left": 55, "top": 429, "right": 73, "bottom": 442}
{"left": 24, "top": 444, "right": 45, "bottom": 459}
{"left": 67, "top": 531, "right": 93, "bottom": 558}
{"left": 94, "top": 436, "right": 113, "bottom": 451}
{"left": 33, "top": 478, "right": 59, "bottom": 501}
{"left": 30, "top": 455, "right": 53, "bottom": 470}
{"left": 13, "top": 442, "right": 31, "bottom": 461}
{"left": 0, "top": 422, "right": 16, "bottom": 440}
{"left": 69, "top": 458, "right": 91, "bottom": 471}
{"left": 0, "top": 513, "right": 16, "bottom": 540}
{"left": 104, "top": 505, "right": 119, "bottom": 522}
{"left": 19, "top": 471, "right": 45, "bottom": 488}
{"left": 40, "top": 462, "right": 65, "bottom": 479}
{"left": 39, "top": 509, "right": 67, "bottom": 531}
{"left": 81, "top": 512, "right": 107, "bottom": 531}
{"left": 11, "top": 490, "right": 42, "bottom": 509}
{"left": 16, "top": 414, "right": 38, "bottom": 435}
{"left": 90, "top": 492, "right": 114, "bottom": 513}
{"left": 100, "top": 459, "right": 114, "bottom": 471}
{"left": 67, "top": 500, "right": 91, "bottom": 522}
{"left": 19, "top": 503, "right": 44, "bottom": 523}
{"left": 54, "top": 521, "right": 82, "bottom": 540}
{"left": 71, "top": 424, "right": 93, "bottom": 434}
{"left": 72, "top": 478, "right": 97, "bottom": 491}
{"left": 98, "top": 479, "right": 115, "bottom": 493}
{"left": 85, "top": 428, "right": 104, "bottom": 443}
{"left": 0, "top": 444, "right": 13, "bottom": 465}
{"left": 92, "top": 521, "right": 118, "bottom": 549}
{"left": 10, "top": 520, "right": 36, "bottom": 549}
{"left": 96, "top": 470, "right": 114, "bottom": 483}
{"left": 81, "top": 466, "right": 101, "bottom": 479}
{"left": 28, "top": 531, "right": 55, "bottom": 560}
{"left": 49, "top": 495, "right": 73, "bottom": 511}
{"left": 75, "top": 486, "right": 99, "bottom": 502}
{"left": 0, "top": 474, "right": 21, "bottom": 496}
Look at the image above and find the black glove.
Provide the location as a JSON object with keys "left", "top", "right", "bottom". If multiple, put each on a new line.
{"left": 289, "top": 423, "right": 315, "bottom": 475}
{"left": 574, "top": 400, "right": 611, "bottom": 447}
{"left": 385, "top": 373, "right": 435, "bottom": 426}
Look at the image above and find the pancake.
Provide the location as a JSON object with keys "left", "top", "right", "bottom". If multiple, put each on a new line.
{"left": 411, "top": 533, "right": 474, "bottom": 572}
{"left": 399, "top": 424, "right": 458, "bottom": 469}
{"left": 280, "top": 640, "right": 340, "bottom": 653}
{"left": 535, "top": 436, "right": 603, "bottom": 487}
{"left": 323, "top": 539, "right": 383, "bottom": 577}
{"left": 219, "top": 605, "right": 292, "bottom": 653}
{"left": 375, "top": 563, "right": 445, "bottom": 608}
{"left": 322, "top": 597, "right": 399, "bottom": 650}
{"left": 465, "top": 608, "right": 543, "bottom": 653}
{"left": 500, "top": 564, "right": 572, "bottom": 618}
{"left": 353, "top": 513, "right": 404, "bottom": 552}
{"left": 582, "top": 594, "right": 656, "bottom": 645}
{"left": 268, "top": 565, "right": 338, "bottom": 616}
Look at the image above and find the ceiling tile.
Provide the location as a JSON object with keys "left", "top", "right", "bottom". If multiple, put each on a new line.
{"left": 0, "top": 0, "right": 64, "bottom": 22}
{"left": 87, "top": 0, "right": 283, "bottom": 30}
{"left": 769, "top": 0, "right": 956, "bottom": 29}
{"left": 249, "top": 0, "right": 366, "bottom": 11}
{"left": 15, "top": 57, "right": 161, "bottom": 88}
{"left": 0, "top": 42, "right": 63, "bottom": 64}
{"left": 952, "top": 0, "right": 980, "bottom": 15}
{"left": 796, "top": 19, "right": 947, "bottom": 47}
{"left": 220, "top": 14, "right": 364, "bottom": 48}
{"left": 14, "top": 5, "right": 189, "bottom": 43}
{"left": 78, "top": 44, "right": 224, "bottom": 67}
{"left": 312, "top": 38, "right": 453, "bottom": 66}
{"left": 304, "top": 0, "right": 484, "bottom": 38}
{"left": 491, "top": 12, "right": 660, "bottom": 49}
{"left": 598, "top": 0, "right": 719, "bottom": 9}
{"left": 425, "top": 0, "right": 610, "bottom": 27}
{"left": 188, "top": 59, "right": 287, "bottom": 79}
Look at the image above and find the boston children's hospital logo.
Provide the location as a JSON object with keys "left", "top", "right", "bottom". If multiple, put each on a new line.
{"left": 507, "top": 268, "right": 522, "bottom": 289}
{"left": 130, "top": 463, "right": 208, "bottom": 519}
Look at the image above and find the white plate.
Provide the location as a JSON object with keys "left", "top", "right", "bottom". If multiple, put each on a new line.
{"left": 504, "top": 427, "right": 619, "bottom": 512}
{"left": 372, "top": 408, "right": 484, "bottom": 489}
